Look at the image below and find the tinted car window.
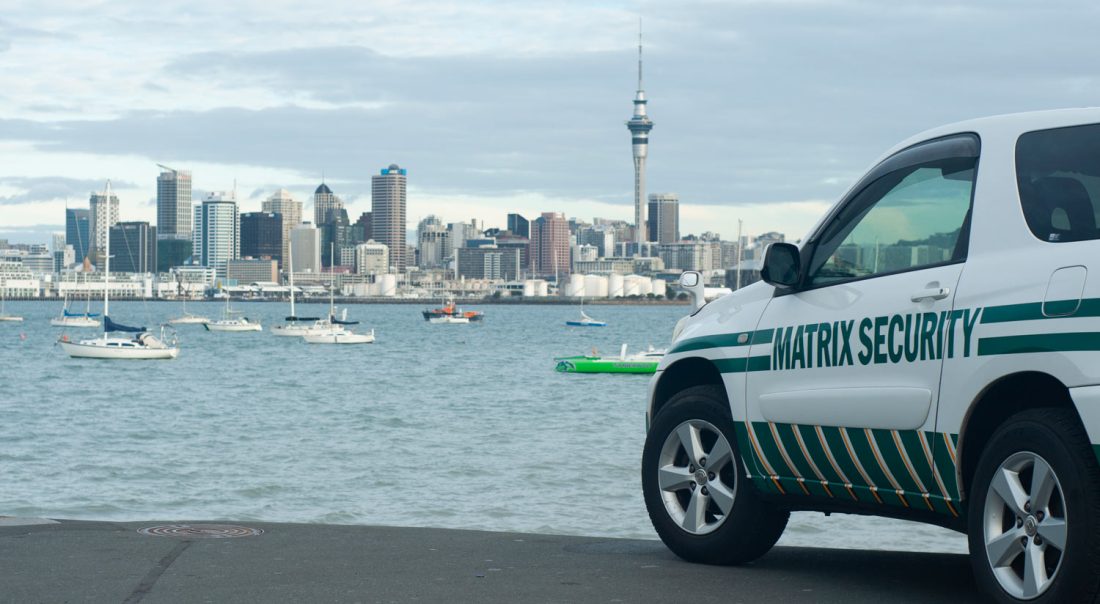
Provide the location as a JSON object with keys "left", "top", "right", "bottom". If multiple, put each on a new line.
{"left": 1017, "top": 123, "right": 1100, "bottom": 243}
{"left": 808, "top": 158, "right": 976, "bottom": 287}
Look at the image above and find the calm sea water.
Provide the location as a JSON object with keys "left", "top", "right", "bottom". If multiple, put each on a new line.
{"left": 0, "top": 300, "right": 967, "bottom": 553}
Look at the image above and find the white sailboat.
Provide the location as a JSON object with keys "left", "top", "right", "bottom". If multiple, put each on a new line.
{"left": 51, "top": 273, "right": 101, "bottom": 327}
{"left": 58, "top": 181, "right": 179, "bottom": 359}
{"left": 168, "top": 274, "right": 210, "bottom": 325}
{"left": 301, "top": 245, "right": 375, "bottom": 344}
{"left": 272, "top": 238, "right": 324, "bottom": 337}
{"left": 204, "top": 294, "right": 262, "bottom": 332}
{"left": 0, "top": 277, "right": 23, "bottom": 322}
{"left": 565, "top": 298, "right": 606, "bottom": 327}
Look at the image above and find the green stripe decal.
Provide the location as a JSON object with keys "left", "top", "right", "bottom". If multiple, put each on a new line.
{"left": 820, "top": 427, "right": 872, "bottom": 490}
{"left": 669, "top": 329, "right": 774, "bottom": 354}
{"left": 797, "top": 425, "right": 844, "bottom": 484}
{"left": 978, "top": 332, "right": 1100, "bottom": 356}
{"left": 714, "top": 356, "right": 772, "bottom": 373}
{"left": 733, "top": 421, "right": 769, "bottom": 481}
{"left": 774, "top": 423, "right": 828, "bottom": 496}
{"left": 981, "top": 298, "right": 1100, "bottom": 324}
{"left": 844, "top": 429, "right": 895, "bottom": 502}
{"left": 870, "top": 429, "right": 920, "bottom": 494}
{"left": 930, "top": 432, "right": 960, "bottom": 501}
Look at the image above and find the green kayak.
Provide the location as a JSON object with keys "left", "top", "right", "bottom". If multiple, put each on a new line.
{"left": 554, "top": 346, "right": 665, "bottom": 374}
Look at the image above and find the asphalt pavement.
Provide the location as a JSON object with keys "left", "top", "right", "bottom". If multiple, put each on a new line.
{"left": 0, "top": 518, "right": 983, "bottom": 603}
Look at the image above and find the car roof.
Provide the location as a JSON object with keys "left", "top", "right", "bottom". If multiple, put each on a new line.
{"left": 881, "top": 107, "right": 1100, "bottom": 160}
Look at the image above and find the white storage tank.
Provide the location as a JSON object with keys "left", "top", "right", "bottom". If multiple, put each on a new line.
{"left": 536, "top": 280, "right": 549, "bottom": 297}
{"left": 608, "top": 273, "right": 624, "bottom": 298}
{"left": 379, "top": 274, "right": 398, "bottom": 297}
{"left": 584, "top": 274, "right": 609, "bottom": 298}
{"left": 623, "top": 275, "right": 642, "bottom": 297}
{"left": 564, "top": 277, "right": 584, "bottom": 298}
{"left": 651, "top": 279, "right": 667, "bottom": 298}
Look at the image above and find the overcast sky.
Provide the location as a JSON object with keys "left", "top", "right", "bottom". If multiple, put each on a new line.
{"left": 2, "top": 0, "right": 1099, "bottom": 245}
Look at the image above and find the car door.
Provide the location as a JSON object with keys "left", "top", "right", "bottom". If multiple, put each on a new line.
{"left": 743, "top": 134, "right": 980, "bottom": 517}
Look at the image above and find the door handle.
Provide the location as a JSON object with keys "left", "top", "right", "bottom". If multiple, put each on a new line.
{"left": 910, "top": 287, "right": 950, "bottom": 303}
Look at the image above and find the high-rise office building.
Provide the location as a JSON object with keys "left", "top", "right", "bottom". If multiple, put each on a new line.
{"left": 290, "top": 223, "right": 321, "bottom": 273}
{"left": 355, "top": 240, "right": 389, "bottom": 275}
{"left": 157, "top": 239, "right": 192, "bottom": 272}
{"left": 531, "top": 212, "right": 570, "bottom": 278}
{"left": 192, "top": 192, "right": 239, "bottom": 278}
{"left": 89, "top": 191, "right": 120, "bottom": 266}
{"left": 626, "top": 31, "right": 654, "bottom": 251}
{"left": 240, "top": 212, "right": 283, "bottom": 263}
{"left": 507, "top": 213, "right": 530, "bottom": 239}
{"left": 65, "top": 208, "right": 91, "bottom": 263}
{"left": 647, "top": 193, "right": 679, "bottom": 244}
{"left": 156, "top": 165, "right": 192, "bottom": 240}
{"left": 262, "top": 189, "right": 302, "bottom": 270}
{"left": 313, "top": 182, "right": 344, "bottom": 226}
{"left": 417, "top": 215, "right": 449, "bottom": 268}
{"left": 109, "top": 222, "right": 157, "bottom": 273}
{"left": 371, "top": 164, "right": 407, "bottom": 272}
{"left": 320, "top": 208, "right": 350, "bottom": 268}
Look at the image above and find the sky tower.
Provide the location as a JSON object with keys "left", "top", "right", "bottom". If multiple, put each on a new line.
{"left": 626, "top": 25, "right": 654, "bottom": 253}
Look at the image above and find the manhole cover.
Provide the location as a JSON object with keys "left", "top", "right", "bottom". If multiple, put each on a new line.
{"left": 137, "top": 524, "right": 264, "bottom": 539}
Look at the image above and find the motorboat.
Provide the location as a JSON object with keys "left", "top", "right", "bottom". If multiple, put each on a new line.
{"left": 58, "top": 181, "right": 180, "bottom": 360}
{"left": 554, "top": 344, "right": 665, "bottom": 374}
{"left": 422, "top": 297, "right": 483, "bottom": 322}
{"left": 429, "top": 315, "right": 470, "bottom": 325}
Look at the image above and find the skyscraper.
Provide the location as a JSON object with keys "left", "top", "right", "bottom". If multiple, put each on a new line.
{"left": 156, "top": 165, "right": 192, "bottom": 240}
{"left": 531, "top": 212, "right": 570, "bottom": 279}
{"left": 371, "top": 164, "right": 407, "bottom": 272}
{"left": 192, "top": 192, "right": 239, "bottom": 278}
{"left": 507, "top": 213, "right": 530, "bottom": 238}
{"left": 65, "top": 208, "right": 91, "bottom": 263}
{"left": 647, "top": 193, "right": 679, "bottom": 244}
{"left": 89, "top": 190, "right": 120, "bottom": 267}
{"left": 313, "top": 182, "right": 344, "bottom": 226}
{"left": 240, "top": 212, "right": 283, "bottom": 263}
{"left": 262, "top": 189, "right": 302, "bottom": 269}
{"left": 626, "top": 29, "right": 654, "bottom": 252}
{"left": 109, "top": 222, "right": 157, "bottom": 274}
{"left": 417, "top": 215, "right": 448, "bottom": 268}
{"left": 290, "top": 223, "right": 321, "bottom": 273}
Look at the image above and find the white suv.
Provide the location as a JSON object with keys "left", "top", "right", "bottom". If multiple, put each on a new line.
{"left": 642, "top": 109, "right": 1100, "bottom": 604}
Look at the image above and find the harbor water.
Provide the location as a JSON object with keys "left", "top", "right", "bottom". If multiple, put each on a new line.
{"left": 0, "top": 300, "right": 967, "bottom": 554}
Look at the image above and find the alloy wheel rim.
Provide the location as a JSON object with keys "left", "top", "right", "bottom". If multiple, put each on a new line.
{"left": 657, "top": 419, "right": 738, "bottom": 535}
{"left": 983, "top": 450, "right": 1067, "bottom": 600}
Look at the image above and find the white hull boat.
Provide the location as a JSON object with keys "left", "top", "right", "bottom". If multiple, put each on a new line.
{"left": 429, "top": 315, "right": 469, "bottom": 324}
{"left": 51, "top": 316, "right": 101, "bottom": 327}
{"left": 205, "top": 319, "right": 262, "bottom": 332}
{"left": 272, "top": 322, "right": 327, "bottom": 337}
{"left": 0, "top": 315, "right": 23, "bottom": 322}
{"left": 168, "top": 314, "right": 210, "bottom": 325}
{"left": 302, "top": 328, "right": 376, "bottom": 344}
{"left": 58, "top": 333, "right": 179, "bottom": 360}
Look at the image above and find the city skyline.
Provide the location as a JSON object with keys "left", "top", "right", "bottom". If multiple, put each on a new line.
{"left": 4, "top": 1, "right": 1100, "bottom": 246}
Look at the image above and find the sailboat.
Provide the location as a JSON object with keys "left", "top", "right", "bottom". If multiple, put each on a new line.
{"left": 58, "top": 181, "right": 179, "bottom": 359}
{"left": 301, "top": 244, "right": 375, "bottom": 344}
{"left": 168, "top": 274, "right": 210, "bottom": 325}
{"left": 51, "top": 273, "right": 101, "bottom": 327}
{"left": 565, "top": 298, "right": 606, "bottom": 327}
{"left": 0, "top": 277, "right": 23, "bottom": 322}
{"left": 204, "top": 292, "right": 262, "bottom": 332}
{"left": 271, "top": 238, "right": 323, "bottom": 337}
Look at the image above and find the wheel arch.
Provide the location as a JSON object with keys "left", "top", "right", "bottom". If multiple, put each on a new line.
{"left": 956, "top": 371, "right": 1079, "bottom": 501}
{"left": 649, "top": 357, "right": 728, "bottom": 422}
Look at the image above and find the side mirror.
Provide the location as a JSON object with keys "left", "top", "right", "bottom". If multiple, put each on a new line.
{"left": 761, "top": 243, "right": 801, "bottom": 290}
{"left": 679, "top": 271, "right": 705, "bottom": 310}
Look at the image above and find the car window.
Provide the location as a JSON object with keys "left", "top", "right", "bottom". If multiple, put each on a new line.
{"left": 1017, "top": 123, "right": 1100, "bottom": 243}
{"left": 808, "top": 158, "right": 976, "bottom": 287}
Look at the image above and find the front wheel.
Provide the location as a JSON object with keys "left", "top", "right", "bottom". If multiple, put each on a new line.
{"left": 968, "top": 408, "right": 1100, "bottom": 603}
{"left": 642, "top": 385, "right": 788, "bottom": 565}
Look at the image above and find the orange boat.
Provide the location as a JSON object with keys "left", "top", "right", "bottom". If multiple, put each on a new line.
{"left": 422, "top": 298, "right": 484, "bottom": 322}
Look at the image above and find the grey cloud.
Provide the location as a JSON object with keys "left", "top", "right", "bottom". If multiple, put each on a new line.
{"left": 0, "top": 176, "right": 140, "bottom": 206}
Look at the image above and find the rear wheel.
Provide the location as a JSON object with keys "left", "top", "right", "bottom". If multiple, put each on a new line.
{"left": 642, "top": 385, "right": 788, "bottom": 564}
{"left": 968, "top": 408, "right": 1100, "bottom": 603}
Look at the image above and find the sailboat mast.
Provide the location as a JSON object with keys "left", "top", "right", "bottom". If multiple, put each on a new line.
{"left": 103, "top": 180, "right": 111, "bottom": 319}
{"left": 288, "top": 238, "right": 295, "bottom": 317}
{"left": 329, "top": 242, "right": 335, "bottom": 318}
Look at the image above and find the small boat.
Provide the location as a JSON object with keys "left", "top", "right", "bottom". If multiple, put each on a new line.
{"left": 429, "top": 315, "right": 470, "bottom": 325}
{"left": 302, "top": 328, "right": 376, "bottom": 344}
{"left": 51, "top": 277, "right": 100, "bottom": 327}
{"left": 271, "top": 239, "right": 323, "bottom": 336}
{"left": 422, "top": 297, "right": 483, "bottom": 322}
{"left": 58, "top": 181, "right": 180, "bottom": 360}
{"left": 167, "top": 276, "right": 210, "bottom": 325}
{"left": 0, "top": 278, "right": 21, "bottom": 322}
{"left": 555, "top": 344, "right": 665, "bottom": 374}
{"left": 566, "top": 310, "right": 606, "bottom": 327}
{"left": 204, "top": 295, "right": 262, "bottom": 332}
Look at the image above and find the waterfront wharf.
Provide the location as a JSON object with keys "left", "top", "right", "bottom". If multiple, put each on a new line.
{"left": 0, "top": 518, "right": 981, "bottom": 602}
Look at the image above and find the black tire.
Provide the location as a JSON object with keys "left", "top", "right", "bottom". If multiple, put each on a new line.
{"left": 642, "top": 384, "right": 788, "bottom": 565}
{"left": 967, "top": 407, "right": 1100, "bottom": 604}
